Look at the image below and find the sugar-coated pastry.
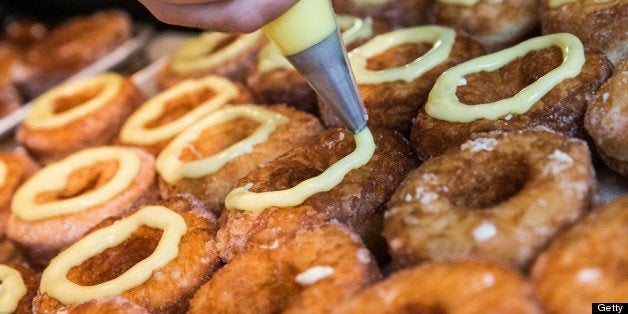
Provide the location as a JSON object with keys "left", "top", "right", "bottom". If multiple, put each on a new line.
{"left": 332, "top": 0, "right": 431, "bottom": 28}
{"left": 0, "top": 263, "right": 39, "bottom": 314}
{"left": 0, "top": 148, "right": 39, "bottom": 240}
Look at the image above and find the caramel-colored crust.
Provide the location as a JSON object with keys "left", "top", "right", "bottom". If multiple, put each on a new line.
{"left": 334, "top": 261, "right": 542, "bottom": 313}
{"left": 385, "top": 130, "right": 597, "bottom": 270}
{"left": 33, "top": 195, "right": 221, "bottom": 314}
{"left": 531, "top": 195, "right": 628, "bottom": 314}
{"left": 17, "top": 76, "right": 145, "bottom": 166}
{"left": 332, "top": 0, "right": 431, "bottom": 27}
{"left": 217, "top": 127, "right": 417, "bottom": 262}
{"left": 158, "top": 104, "right": 324, "bottom": 215}
{"left": 540, "top": 0, "right": 628, "bottom": 63}
{"left": 0, "top": 46, "right": 23, "bottom": 117}
{"left": 49, "top": 296, "right": 150, "bottom": 314}
{"left": 0, "top": 149, "right": 39, "bottom": 238}
{"left": 119, "top": 82, "right": 252, "bottom": 156}
{"left": 155, "top": 35, "right": 267, "bottom": 90}
{"left": 585, "top": 58, "right": 628, "bottom": 177}
{"left": 429, "top": 0, "right": 540, "bottom": 51}
{"left": 5, "top": 147, "right": 159, "bottom": 270}
{"left": 411, "top": 47, "right": 613, "bottom": 161}
{"left": 2, "top": 263, "right": 39, "bottom": 314}
{"left": 16, "top": 9, "right": 132, "bottom": 98}
{"left": 319, "top": 33, "right": 485, "bottom": 136}
{"left": 190, "top": 224, "right": 381, "bottom": 314}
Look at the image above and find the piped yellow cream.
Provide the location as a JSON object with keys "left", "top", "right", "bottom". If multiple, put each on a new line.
{"left": 0, "top": 265, "right": 27, "bottom": 314}
{"left": 262, "top": 0, "right": 336, "bottom": 56}
{"left": 349, "top": 26, "right": 456, "bottom": 84}
{"left": 40, "top": 205, "right": 187, "bottom": 305}
{"left": 120, "top": 75, "right": 239, "bottom": 145}
{"left": 425, "top": 33, "right": 585, "bottom": 122}
{"left": 25, "top": 73, "right": 123, "bottom": 130}
{"left": 11, "top": 146, "right": 141, "bottom": 221}
{"left": 156, "top": 105, "right": 289, "bottom": 184}
{"left": 224, "top": 127, "right": 375, "bottom": 212}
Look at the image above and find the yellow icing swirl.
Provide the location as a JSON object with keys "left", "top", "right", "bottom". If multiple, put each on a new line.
{"left": 11, "top": 146, "right": 141, "bottom": 221}
{"left": 24, "top": 73, "right": 124, "bottom": 130}
{"left": 425, "top": 33, "right": 585, "bottom": 122}
{"left": 0, "top": 265, "right": 27, "bottom": 314}
{"left": 225, "top": 127, "right": 375, "bottom": 212}
{"left": 258, "top": 15, "right": 374, "bottom": 73}
{"left": 156, "top": 105, "right": 289, "bottom": 184}
{"left": 120, "top": 75, "right": 239, "bottom": 145}
{"left": 170, "top": 30, "right": 264, "bottom": 75}
{"left": 349, "top": 26, "right": 456, "bottom": 84}
{"left": 40, "top": 205, "right": 187, "bottom": 305}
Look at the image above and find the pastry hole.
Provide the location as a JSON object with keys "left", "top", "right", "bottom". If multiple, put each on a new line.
{"left": 366, "top": 42, "right": 433, "bottom": 71}
{"left": 53, "top": 83, "right": 105, "bottom": 114}
{"left": 35, "top": 160, "right": 119, "bottom": 203}
{"left": 180, "top": 117, "right": 260, "bottom": 162}
{"left": 445, "top": 153, "right": 528, "bottom": 209}
{"left": 66, "top": 225, "right": 162, "bottom": 285}
{"left": 145, "top": 87, "right": 217, "bottom": 128}
{"left": 456, "top": 47, "right": 562, "bottom": 105}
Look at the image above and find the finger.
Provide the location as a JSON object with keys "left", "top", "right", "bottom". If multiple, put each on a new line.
{"left": 138, "top": 0, "right": 299, "bottom": 33}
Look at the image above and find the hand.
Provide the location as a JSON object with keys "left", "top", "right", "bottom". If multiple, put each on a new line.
{"left": 137, "top": 0, "right": 299, "bottom": 33}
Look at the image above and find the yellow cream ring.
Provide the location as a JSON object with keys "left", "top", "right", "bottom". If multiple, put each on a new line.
{"left": 0, "top": 264, "right": 27, "bottom": 313}
{"left": 426, "top": 33, "right": 585, "bottom": 122}
{"left": 39, "top": 205, "right": 186, "bottom": 305}
{"left": 120, "top": 75, "right": 240, "bottom": 151}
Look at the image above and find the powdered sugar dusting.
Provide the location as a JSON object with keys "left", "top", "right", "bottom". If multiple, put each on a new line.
{"left": 602, "top": 92, "right": 610, "bottom": 103}
{"left": 543, "top": 150, "right": 574, "bottom": 176}
{"left": 504, "top": 113, "right": 513, "bottom": 121}
{"left": 458, "top": 77, "right": 467, "bottom": 86}
{"left": 356, "top": 248, "right": 371, "bottom": 264}
{"left": 414, "top": 186, "right": 439, "bottom": 204}
{"left": 482, "top": 273, "right": 495, "bottom": 288}
{"left": 473, "top": 221, "right": 497, "bottom": 242}
{"left": 576, "top": 268, "right": 602, "bottom": 283}
{"left": 259, "top": 240, "right": 279, "bottom": 249}
{"left": 295, "top": 266, "right": 334, "bottom": 285}
{"left": 461, "top": 138, "right": 499, "bottom": 152}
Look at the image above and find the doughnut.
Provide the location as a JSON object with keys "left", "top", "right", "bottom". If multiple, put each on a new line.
{"left": 45, "top": 296, "right": 149, "bottom": 314}
{"left": 5, "top": 146, "right": 159, "bottom": 269}
{"left": 16, "top": 9, "right": 132, "bottom": 98}
{"left": 0, "top": 263, "right": 38, "bottom": 314}
{"left": 16, "top": 72, "right": 144, "bottom": 165}
{"left": 384, "top": 130, "right": 597, "bottom": 270}
{"left": 0, "top": 46, "right": 23, "bottom": 118}
{"left": 334, "top": 261, "right": 542, "bottom": 313}
{"left": 156, "top": 104, "right": 324, "bottom": 215}
{"left": 585, "top": 57, "right": 628, "bottom": 177}
{"left": 0, "top": 149, "right": 39, "bottom": 240}
{"left": 189, "top": 223, "right": 381, "bottom": 314}
{"left": 428, "top": 0, "right": 540, "bottom": 52}
{"left": 33, "top": 195, "right": 222, "bottom": 313}
{"left": 540, "top": 0, "right": 628, "bottom": 64}
{"left": 332, "top": 0, "right": 431, "bottom": 28}
{"left": 119, "top": 75, "right": 252, "bottom": 156}
{"left": 156, "top": 30, "right": 267, "bottom": 89}
{"left": 1, "top": 17, "right": 49, "bottom": 49}
{"left": 531, "top": 195, "right": 627, "bottom": 313}
{"left": 217, "top": 127, "right": 417, "bottom": 262}
{"left": 412, "top": 33, "right": 613, "bottom": 161}
{"left": 246, "top": 15, "right": 386, "bottom": 115}
{"left": 318, "top": 25, "right": 485, "bottom": 135}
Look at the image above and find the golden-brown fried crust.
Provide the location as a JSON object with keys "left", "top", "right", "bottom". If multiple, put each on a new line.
{"left": 585, "top": 58, "right": 628, "bottom": 177}
{"left": 2, "top": 263, "right": 39, "bottom": 314}
{"left": 531, "top": 195, "right": 628, "bottom": 314}
{"left": 217, "top": 127, "right": 417, "bottom": 262}
{"left": 155, "top": 34, "right": 267, "bottom": 90}
{"left": 190, "top": 224, "right": 381, "bottom": 314}
{"left": 33, "top": 194, "right": 221, "bottom": 314}
{"left": 429, "top": 0, "right": 540, "bottom": 51}
{"left": 17, "top": 76, "right": 145, "bottom": 166}
{"left": 412, "top": 47, "right": 613, "bottom": 161}
{"left": 49, "top": 296, "right": 150, "bottom": 314}
{"left": 333, "top": 261, "right": 542, "bottom": 314}
{"left": 540, "top": 0, "right": 628, "bottom": 64}
{"left": 319, "top": 33, "right": 485, "bottom": 136}
{"left": 332, "top": 0, "right": 431, "bottom": 27}
{"left": 16, "top": 9, "right": 132, "bottom": 98}
{"left": 385, "top": 130, "right": 597, "bottom": 270}
{"left": 158, "top": 104, "right": 324, "bottom": 215}
{"left": 6, "top": 147, "right": 159, "bottom": 270}
{"left": 0, "top": 149, "right": 39, "bottom": 239}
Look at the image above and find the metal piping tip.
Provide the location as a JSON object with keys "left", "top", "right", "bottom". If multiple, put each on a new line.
{"left": 286, "top": 31, "right": 367, "bottom": 133}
